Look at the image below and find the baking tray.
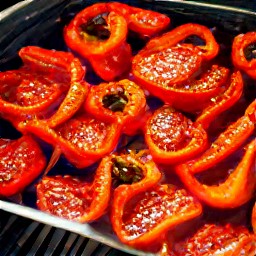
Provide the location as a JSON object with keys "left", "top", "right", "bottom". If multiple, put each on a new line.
{"left": 0, "top": 1, "right": 255, "bottom": 255}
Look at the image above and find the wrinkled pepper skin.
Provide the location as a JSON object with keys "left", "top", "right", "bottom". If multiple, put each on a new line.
{"left": 232, "top": 31, "right": 256, "bottom": 79}
{"left": 84, "top": 79, "right": 147, "bottom": 135}
{"left": 112, "top": 183, "right": 202, "bottom": 249}
{"left": 37, "top": 153, "right": 113, "bottom": 222}
{"left": 145, "top": 106, "right": 208, "bottom": 165}
{"left": 64, "top": 3, "right": 132, "bottom": 81}
{"left": 0, "top": 136, "right": 46, "bottom": 197}
{"left": 18, "top": 114, "right": 122, "bottom": 169}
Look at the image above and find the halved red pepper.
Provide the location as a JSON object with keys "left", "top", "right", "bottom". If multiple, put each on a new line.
{"left": 64, "top": 3, "right": 132, "bottom": 81}
{"left": 141, "top": 23, "right": 219, "bottom": 61}
{"left": 0, "top": 46, "right": 88, "bottom": 128}
{"left": 36, "top": 152, "right": 113, "bottom": 222}
{"left": 133, "top": 56, "right": 229, "bottom": 112}
{"left": 0, "top": 135, "right": 46, "bottom": 197}
{"left": 165, "top": 224, "right": 256, "bottom": 255}
{"left": 232, "top": 31, "right": 256, "bottom": 79}
{"left": 84, "top": 79, "right": 147, "bottom": 135}
{"left": 107, "top": 2, "right": 170, "bottom": 38}
{"left": 111, "top": 183, "right": 202, "bottom": 249}
{"left": 176, "top": 139, "right": 256, "bottom": 208}
{"left": 18, "top": 113, "right": 122, "bottom": 169}
{"left": 196, "top": 70, "right": 243, "bottom": 129}
{"left": 182, "top": 100, "right": 255, "bottom": 174}
{"left": 144, "top": 106, "right": 208, "bottom": 165}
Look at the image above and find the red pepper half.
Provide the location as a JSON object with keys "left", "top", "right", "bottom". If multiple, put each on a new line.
{"left": 196, "top": 70, "right": 243, "bottom": 129}
{"left": 166, "top": 224, "right": 256, "bottom": 256}
{"left": 232, "top": 31, "right": 256, "bottom": 79}
{"left": 0, "top": 136, "right": 46, "bottom": 197}
{"left": 176, "top": 139, "right": 256, "bottom": 208}
{"left": 0, "top": 46, "right": 88, "bottom": 128}
{"left": 133, "top": 50, "right": 229, "bottom": 112}
{"left": 18, "top": 114, "right": 122, "bottom": 169}
{"left": 84, "top": 79, "right": 146, "bottom": 135}
{"left": 182, "top": 100, "right": 255, "bottom": 174}
{"left": 141, "top": 23, "right": 219, "bottom": 61}
{"left": 144, "top": 106, "right": 208, "bottom": 165}
{"left": 112, "top": 183, "right": 202, "bottom": 249}
{"left": 64, "top": 3, "right": 132, "bottom": 81}
{"left": 37, "top": 152, "right": 113, "bottom": 222}
{"left": 108, "top": 2, "right": 170, "bottom": 38}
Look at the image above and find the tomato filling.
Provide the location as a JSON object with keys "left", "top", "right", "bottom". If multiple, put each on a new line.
{"left": 173, "top": 65, "right": 228, "bottom": 91}
{"left": 148, "top": 108, "right": 193, "bottom": 151}
{"left": 172, "top": 224, "right": 256, "bottom": 255}
{"left": 57, "top": 117, "right": 109, "bottom": 151}
{"left": 122, "top": 186, "right": 200, "bottom": 239}
{"left": 0, "top": 139, "right": 39, "bottom": 183}
{"left": 0, "top": 73, "right": 64, "bottom": 107}
{"left": 135, "top": 46, "right": 202, "bottom": 86}
{"left": 38, "top": 176, "right": 92, "bottom": 219}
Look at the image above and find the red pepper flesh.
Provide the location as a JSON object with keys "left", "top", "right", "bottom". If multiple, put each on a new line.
{"left": 0, "top": 136, "right": 46, "bottom": 197}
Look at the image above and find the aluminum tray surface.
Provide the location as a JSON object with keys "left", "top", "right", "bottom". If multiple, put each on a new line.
{"left": 0, "top": 1, "right": 255, "bottom": 255}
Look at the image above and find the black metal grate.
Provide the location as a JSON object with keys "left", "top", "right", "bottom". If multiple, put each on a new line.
{"left": 0, "top": 210, "right": 133, "bottom": 256}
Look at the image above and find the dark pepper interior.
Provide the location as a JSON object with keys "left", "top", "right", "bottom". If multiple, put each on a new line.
{"left": 102, "top": 86, "right": 128, "bottom": 112}
{"left": 80, "top": 12, "right": 110, "bottom": 41}
{"left": 112, "top": 157, "right": 144, "bottom": 184}
{"left": 244, "top": 43, "right": 256, "bottom": 61}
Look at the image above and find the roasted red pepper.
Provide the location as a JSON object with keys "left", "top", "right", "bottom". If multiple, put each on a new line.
{"left": 36, "top": 152, "right": 113, "bottom": 222}
{"left": 183, "top": 100, "right": 255, "bottom": 174}
{"left": 64, "top": 3, "right": 132, "bottom": 81}
{"left": 18, "top": 113, "right": 122, "bottom": 169}
{"left": 133, "top": 43, "right": 228, "bottom": 112}
{"left": 165, "top": 224, "right": 256, "bottom": 255}
{"left": 0, "top": 46, "right": 88, "bottom": 128}
{"left": 176, "top": 138, "right": 256, "bottom": 208}
{"left": 232, "top": 31, "right": 256, "bottom": 79}
{"left": 144, "top": 106, "right": 208, "bottom": 165}
{"left": 141, "top": 23, "right": 219, "bottom": 61}
{"left": 112, "top": 183, "right": 202, "bottom": 249}
{"left": 108, "top": 2, "right": 170, "bottom": 38}
{"left": 0, "top": 135, "right": 46, "bottom": 197}
{"left": 196, "top": 70, "right": 243, "bottom": 129}
{"left": 84, "top": 79, "right": 147, "bottom": 135}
